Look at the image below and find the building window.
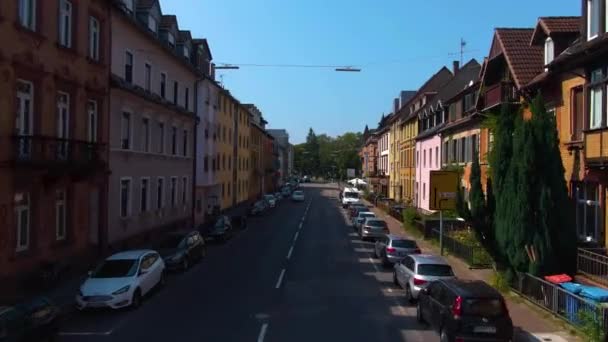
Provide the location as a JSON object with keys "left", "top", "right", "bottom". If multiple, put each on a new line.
{"left": 223, "top": 127, "right": 227, "bottom": 142}
{"left": 588, "top": 0, "right": 601, "bottom": 40}
{"left": 429, "top": 148, "right": 432, "bottom": 167}
{"left": 574, "top": 182, "right": 603, "bottom": 242}
{"left": 173, "top": 81, "right": 178, "bottom": 105}
{"left": 183, "top": 46, "right": 190, "bottom": 58}
{"left": 423, "top": 183, "right": 426, "bottom": 200}
{"left": 89, "top": 17, "right": 100, "bottom": 61}
{"left": 55, "top": 189, "right": 67, "bottom": 240}
{"left": 87, "top": 100, "right": 98, "bottom": 143}
{"left": 142, "top": 118, "right": 150, "bottom": 152}
{"left": 144, "top": 63, "right": 152, "bottom": 92}
{"left": 160, "top": 73, "right": 167, "bottom": 98}
{"left": 141, "top": 178, "right": 149, "bottom": 212}
{"left": 423, "top": 150, "right": 426, "bottom": 167}
{"left": 590, "top": 68, "right": 604, "bottom": 129}
{"left": 120, "top": 178, "right": 131, "bottom": 218}
{"left": 125, "top": 51, "right": 133, "bottom": 83}
{"left": 167, "top": 32, "right": 175, "bottom": 48}
{"left": 544, "top": 37, "right": 554, "bottom": 67}
{"left": 181, "top": 177, "right": 187, "bottom": 204}
{"left": 185, "top": 88, "right": 190, "bottom": 110}
{"left": 157, "top": 177, "right": 164, "bottom": 209}
{"left": 121, "top": 112, "right": 131, "bottom": 149}
{"left": 19, "top": 0, "right": 36, "bottom": 31}
{"left": 182, "top": 129, "right": 188, "bottom": 156}
{"left": 572, "top": 87, "right": 584, "bottom": 141}
{"left": 148, "top": 15, "right": 157, "bottom": 33}
{"left": 222, "top": 183, "right": 225, "bottom": 198}
{"left": 171, "top": 126, "right": 177, "bottom": 155}
{"left": 56, "top": 92, "right": 70, "bottom": 159}
{"left": 15, "top": 193, "right": 30, "bottom": 252}
{"left": 435, "top": 147, "right": 438, "bottom": 168}
{"left": 15, "top": 80, "right": 33, "bottom": 159}
{"left": 59, "top": 0, "right": 72, "bottom": 48}
{"left": 222, "top": 154, "right": 226, "bottom": 170}
{"left": 158, "top": 121, "right": 165, "bottom": 153}
{"left": 170, "top": 177, "right": 177, "bottom": 207}
{"left": 228, "top": 155, "right": 231, "bottom": 170}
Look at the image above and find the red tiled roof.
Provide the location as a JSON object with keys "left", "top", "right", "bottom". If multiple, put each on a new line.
{"left": 531, "top": 16, "right": 580, "bottom": 45}
{"left": 495, "top": 28, "right": 544, "bottom": 89}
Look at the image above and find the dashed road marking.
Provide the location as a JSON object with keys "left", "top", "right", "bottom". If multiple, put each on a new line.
{"left": 58, "top": 331, "right": 113, "bottom": 336}
{"left": 257, "top": 323, "right": 269, "bottom": 342}
{"left": 287, "top": 246, "right": 294, "bottom": 259}
{"left": 275, "top": 269, "right": 286, "bottom": 289}
{"left": 294, "top": 232, "right": 299, "bottom": 241}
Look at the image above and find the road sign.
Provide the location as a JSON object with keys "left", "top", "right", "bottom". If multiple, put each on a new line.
{"left": 429, "top": 171, "right": 459, "bottom": 210}
{"left": 347, "top": 168, "right": 356, "bottom": 178}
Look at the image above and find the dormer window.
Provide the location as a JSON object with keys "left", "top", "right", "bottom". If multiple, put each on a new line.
{"left": 122, "top": 0, "right": 134, "bottom": 13}
{"left": 183, "top": 46, "right": 190, "bottom": 58}
{"left": 148, "top": 15, "right": 157, "bottom": 33}
{"left": 544, "top": 37, "right": 554, "bottom": 68}
{"left": 167, "top": 32, "right": 176, "bottom": 48}
{"left": 588, "top": 0, "right": 601, "bottom": 40}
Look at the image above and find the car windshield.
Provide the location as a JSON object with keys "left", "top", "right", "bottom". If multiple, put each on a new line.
{"left": 344, "top": 192, "right": 359, "bottom": 199}
{"left": 359, "top": 213, "right": 375, "bottom": 218}
{"left": 92, "top": 259, "right": 138, "bottom": 278}
{"left": 416, "top": 264, "right": 454, "bottom": 276}
{"left": 366, "top": 220, "right": 387, "bottom": 228}
{"left": 214, "top": 219, "right": 226, "bottom": 229}
{"left": 294, "top": 191, "right": 303, "bottom": 195}
{"left": 264, "top": 195, "right": 274, "bottom": 200}
{"left": 158, "top": 235, "right": 183, "bottom": 249}
{"left": 464, "top": 298, "right": 505, "bottom": 317}
{"left": 392, "top": 240, "right": 417, "bottom": 248}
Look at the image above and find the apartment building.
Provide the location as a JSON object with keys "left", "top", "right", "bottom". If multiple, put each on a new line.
{"left": 246, "top": 104, "right": 268, "bottom": 200}
{"left": 235, "top": 105, "right": 251, "bottom": 205}
{"left": 107, "top": 0, "right": 198, "bottom": 245}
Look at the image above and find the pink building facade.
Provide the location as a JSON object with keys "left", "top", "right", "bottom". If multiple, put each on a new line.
{"left": 415, "top": 135, "right": 442, "bottom": 213}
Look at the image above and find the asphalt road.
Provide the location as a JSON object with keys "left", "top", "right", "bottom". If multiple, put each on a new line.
{"left": 57, "top": 183, "right": 438, "bottom": 342}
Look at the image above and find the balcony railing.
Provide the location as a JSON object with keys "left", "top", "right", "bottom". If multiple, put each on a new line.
{"left": 1, "top": 135, "right": 107, "bottom": 169}
{"left": 578, "top": 248, "right": 608, "bottom": 286}
{"left": 584, "top": 129, "right": 608, "bottom": 165}
{"left": 483, "top": 81, "right": 518, "bottom": 110}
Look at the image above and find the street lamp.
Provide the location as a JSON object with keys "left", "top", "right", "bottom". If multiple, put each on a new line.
{"left": 335, "top": 67, "right": 361, "bottom": 72}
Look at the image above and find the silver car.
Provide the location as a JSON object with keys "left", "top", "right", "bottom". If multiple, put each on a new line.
{"left": 374, "top": 235, "right": 420, "bottom": 265}
{"left": 358, "top": 218, "right": 389, "bottom": 240}
{"left": 393, "top": 254, "right": 455, "bottom": 303}
{"left": 352, "top": 211, "right": 375, "bottom": 229}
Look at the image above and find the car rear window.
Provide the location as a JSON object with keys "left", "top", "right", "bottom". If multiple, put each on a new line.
{"left": 391, "top": 240, "right": 417, "bottom": 248}
{"left": 360, "top": 213, "right": 375, "bottom": 218}
{"left": 366, "top": 220, "right": 387, "bottom": 228}
{"left": 345, "top": 192, "right": 359, "bottom": 198}
{"left": 416, "top": 264, "right": 454, "bottom": 276}
{"left": 464, "top": 298, "right": 505, "bottom": 317}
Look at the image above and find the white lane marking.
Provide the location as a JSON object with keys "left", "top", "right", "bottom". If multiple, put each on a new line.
{"left": 275, "top": 269, "right": 286, "bottom": 288}
{"left": 298, "top": 222, "right": 303, "bottom": 229}
{"left": 369, "top": 257, "right": 380, "bottom": 272}
{"left": 257, "top": 323, "right": 269, "bottom": 342}
{"left": 58, "top": 331, "right": 113, "bottom": 336}
{"left": 388, "top": 288, "right": 393, "bottom": 293}
{"left": 294, "top": 232, "right": 299, "bottom": 241}
{"left": 287, "top": 246, "right": 294, "bottom": 259}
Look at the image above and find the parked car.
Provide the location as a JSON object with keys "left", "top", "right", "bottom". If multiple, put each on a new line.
{"left": 374, "top": 235, "right": 420, "bottom": 265}
{"left": 281, "top": 187, "right": 292, "bottom": 197}
{"left": 249, "top": 200, "right": 268, "bottom": 216}
{"left": 341, "top": 187, "right": 361, "bottom": 208}
{"left": 76, "top": 250, "right": 165, "bottom": 310}
{"left": 393, "top": 254, "right": 455, "bottom": 303}
{"left": 358, "top": 218, "right": 389, "bottom": 240}
{"left": 348, "top": 203, "right": 368, "bottom": 219}
{"left": 417, "top": 279, "right": 513, "bottom": 342}
{"left": 274, "top": 192, "right": 283, "bottom": 201}
{"left": 0, "top": 297, "right": 58, "bottom": 342}
{"left": 292, "top": 190, "right": 305, "bottom": 202}
{"left": 207, "top": 215, "right": 233, "bottom": 242}
{"left": 156, "top": 230, "right": 206, "bottom": 271}
{"left": 352, "top": 211, "right": 376, "bottom": 230}
{"left": 263, "top": 194, "right": 277, "bottom": 208}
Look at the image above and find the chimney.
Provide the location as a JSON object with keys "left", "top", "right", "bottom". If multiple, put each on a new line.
{"left": 393, "top": 98, "right": 400, "bottom": 114}
{"left": 453, "top": 60, "right": 460, "bottom": 74}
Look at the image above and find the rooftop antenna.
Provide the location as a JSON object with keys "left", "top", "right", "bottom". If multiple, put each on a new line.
{"left": 460, "top": 38, "right": 466, "bottom": 65}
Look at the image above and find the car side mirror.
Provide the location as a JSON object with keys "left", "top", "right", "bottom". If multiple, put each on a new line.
{"left": 138, "top": 269, "right": 148, "bottom": 276}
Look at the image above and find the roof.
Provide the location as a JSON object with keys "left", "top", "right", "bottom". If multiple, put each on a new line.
{"left": 441, "top": 279, "right": 502, "bottom": 298}
{"left": 493, "top": 28, "right": 544, "bottom": 89}
{"left": 411, "top": 254, "right": 449, "bottom": 265}
{"left": 192, "top": 38, "right": 213, "bottom": 60}
{"left": 178, "top": 30, "right": 192, "bottom": 42}
{"left": 421, "top": 59, "right": 481, "bottom": 114}
{"left": 531, "top": 17, "right": 580, "bottom": 45}
{"left": 136, "top": 0, "right": 157, "bottom": 8}
{"left": 108, "top": 250, "right": 155, "bottom": 260}
{"left": 403, "top": 67, "right": 454, "bottom": 121}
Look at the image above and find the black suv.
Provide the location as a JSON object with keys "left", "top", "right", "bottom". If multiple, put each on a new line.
{"left": 0, "top": 297, "right": 58, "bottom": 342}
{"left": 156, "top": 230, "right": 207, "bottom": 271}
{"left": 417, "top": 279, "right": 513, "bottom": 342}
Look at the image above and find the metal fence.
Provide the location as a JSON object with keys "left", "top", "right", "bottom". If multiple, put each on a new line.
{"left": 578, "top": 248, "right": 608, "bottom": 286}
{"left": 510, "top": 272, "right": 608, "bottom": 335}
{"left": 430, "top": 229, "right": 493, "bottom": 268}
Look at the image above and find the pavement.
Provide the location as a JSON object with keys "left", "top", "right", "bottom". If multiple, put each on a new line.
{"left": 47, "top": 183, "right": 577, "bottom": 341}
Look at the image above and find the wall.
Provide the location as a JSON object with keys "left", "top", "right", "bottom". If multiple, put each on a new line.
{"left": 415, "top": 135, "right": 442, "bottom": 212}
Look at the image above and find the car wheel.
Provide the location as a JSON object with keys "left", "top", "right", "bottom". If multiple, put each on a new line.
{"left": 131, "top": 289, "right": 142, "bottom": 309}
{"left": 406, "top": 285, "right": 414, "bottom": 304}
{"left": 182, "top": 257, "right": 189, "bottom": 271}
{"left": 440, "top": 329, "right": 450, "bottom": 342}
{"left": 416, "top": 301, "right": 425, "bottom": 324}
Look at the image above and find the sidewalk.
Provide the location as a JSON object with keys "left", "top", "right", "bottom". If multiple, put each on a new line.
{"left": 361, "top": 199, "right": 581, "bottom": 342}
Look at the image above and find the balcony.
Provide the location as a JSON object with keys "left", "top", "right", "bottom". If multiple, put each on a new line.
{"left": 584, "top": 129, "right": 608, "bottom": 166}
{"left": 0, "top": 135, "right": 107, "bottom": 175}
{"left": 483, "top": 81, "right": 518, "bottom": 110}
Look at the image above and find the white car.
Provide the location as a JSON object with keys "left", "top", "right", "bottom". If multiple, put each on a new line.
{"left": 292, "top": 190, "right": 305, "bottom": 202}
{"left": 76, "top": 250, "right": 165, "bottom": 310}
{"left": 341, "top": 187, "right": 361, "bottom": 208}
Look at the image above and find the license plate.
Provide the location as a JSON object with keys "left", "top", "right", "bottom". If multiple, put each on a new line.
{"left": 473, "top": 326, "right": 496, "bottom": 334}
{"left": 88, "top": 302, "right": 106, "bottom": 308}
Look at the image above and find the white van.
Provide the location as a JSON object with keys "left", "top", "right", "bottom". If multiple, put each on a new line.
{"left": 341, "top": 187, "right": 361, "bottom": 208}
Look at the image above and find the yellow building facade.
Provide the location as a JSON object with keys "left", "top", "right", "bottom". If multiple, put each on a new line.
{"left": 217, "top": 92, "right": 237, "bottom": 210}
{"left": 401, "top": 118, "right": 418, "bottom": 204}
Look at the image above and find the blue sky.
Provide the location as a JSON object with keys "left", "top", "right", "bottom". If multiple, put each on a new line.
{"left": 160, "top": 0, "right": 578, "bottom": 143}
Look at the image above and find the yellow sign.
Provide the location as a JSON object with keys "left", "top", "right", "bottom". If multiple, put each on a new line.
{"left": 429, "top": 171, "right": 459, "bottom": 210}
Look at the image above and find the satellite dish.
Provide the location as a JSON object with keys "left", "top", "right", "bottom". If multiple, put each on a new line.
{"left": 468, "top": 80, "right": 474, "bottom": 87}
